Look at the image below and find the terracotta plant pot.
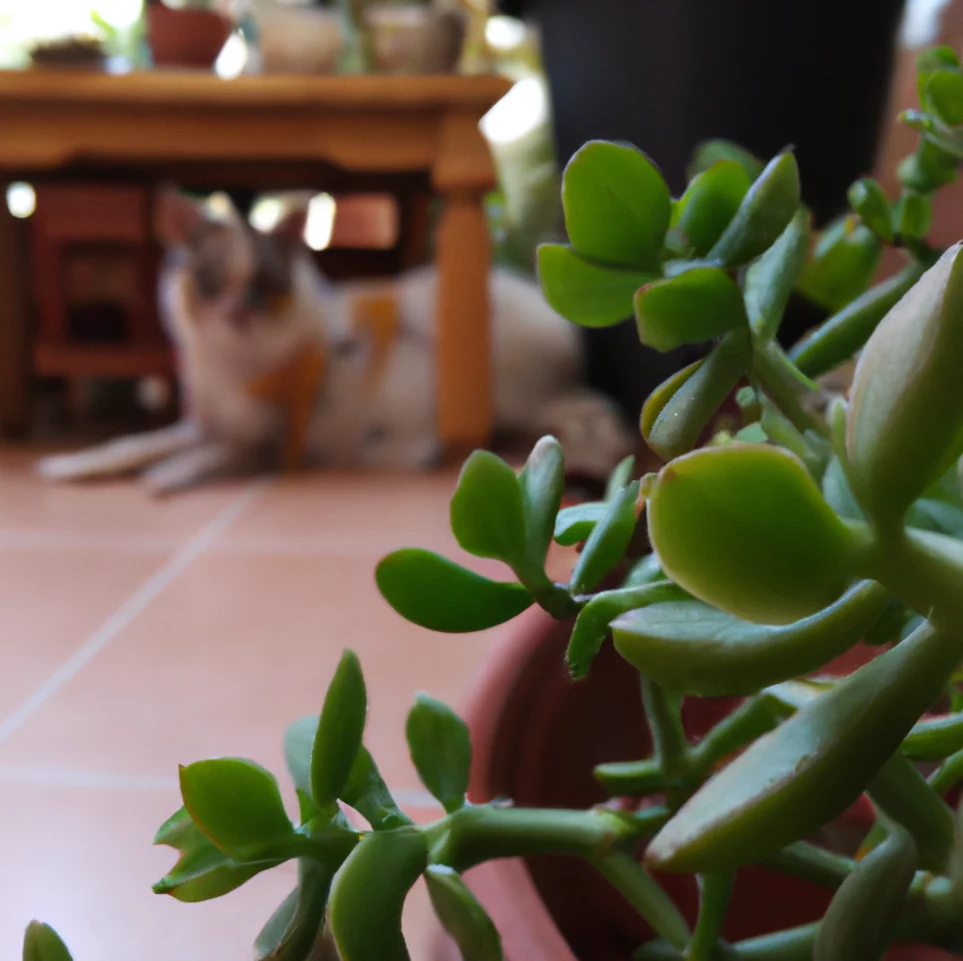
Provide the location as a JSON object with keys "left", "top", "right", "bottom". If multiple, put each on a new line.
{"left": 147, "top": 3, "right": 233, "bottom": 70}
{"left": 364, "top": 4, "right": 464, "bottom": 74}
{"left": 432, "top": 607, "right": 956, "bottom": 961}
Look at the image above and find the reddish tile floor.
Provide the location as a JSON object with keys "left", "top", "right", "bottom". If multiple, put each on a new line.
{"left": 0, "top": 448, "right": 546, "bottom": 960}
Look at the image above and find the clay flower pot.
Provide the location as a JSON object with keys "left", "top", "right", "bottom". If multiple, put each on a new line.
{"left": 432, "top": 607, "right": 956, "bottom": 960}
{"left": 148, "top": 2, "right": 233, "bottom": 70}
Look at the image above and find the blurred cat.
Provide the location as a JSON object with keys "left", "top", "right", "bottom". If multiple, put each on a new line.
{"left": 37, "top": 189, "right": 634, "bottom": 494}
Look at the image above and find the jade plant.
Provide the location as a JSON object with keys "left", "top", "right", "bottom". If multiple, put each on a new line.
{"left": 24, "top": 45, "right": 963, "bottom": 961}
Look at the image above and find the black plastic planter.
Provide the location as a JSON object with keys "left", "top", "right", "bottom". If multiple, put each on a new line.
{"left": 503, "top": 0, "right": 907, "bottom": 418}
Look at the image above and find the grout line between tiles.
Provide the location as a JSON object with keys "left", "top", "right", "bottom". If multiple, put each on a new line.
{"left": 0, "top": 765, "right": 443, "bottom": 810}
{"left": 0, "top": 529, "right": 179, "bottom": 554}
{"left": 0, "top": 480, "right": 270, "bottom": 747}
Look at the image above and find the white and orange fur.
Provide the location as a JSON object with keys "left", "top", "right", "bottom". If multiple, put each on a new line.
{"left": 38, "top": 189, "right": 634, "bottom": 494}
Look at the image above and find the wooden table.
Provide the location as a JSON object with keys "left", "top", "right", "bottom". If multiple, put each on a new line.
{"left": 0, "top": 70, "right": 512, "bottom": 449}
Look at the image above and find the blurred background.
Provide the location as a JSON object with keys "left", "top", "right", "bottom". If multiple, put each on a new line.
{"left": 1, "top": 1, "right": 962, "bottom": 958}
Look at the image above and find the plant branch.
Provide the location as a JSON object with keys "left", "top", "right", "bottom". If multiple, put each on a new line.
{"left": 641, "top": 677, "right": 689, "bottom": 781}
{"left": 751, "top": 341, "right": 824, "bottom": 437}
{"left": 929, "top": 746, "right": 963, "bottom": 794}
{"left": 867, "top": 752, "right": 956, "bottom": 874}
{"left": 760, "top": 842, "right": 853, "bottom": 891}
{"left": 593, "top": 850, "right": 690, "bottom": 950}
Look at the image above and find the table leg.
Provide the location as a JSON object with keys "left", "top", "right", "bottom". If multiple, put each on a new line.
{"left": 434, "top": 187, "right": 492, "bottom": 454}
{"left": 0, "top": 201, "right": 29, "bottom": 438}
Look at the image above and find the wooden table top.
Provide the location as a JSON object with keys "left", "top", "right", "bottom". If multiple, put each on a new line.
{"left": 0, "top": 69, "right": 513, "bottom": 112}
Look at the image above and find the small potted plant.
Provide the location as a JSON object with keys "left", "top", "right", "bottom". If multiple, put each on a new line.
{"left": 23, "top": 44, "right": 963, "bottom": 961}
{"left": 147, "top": 0, "right": 233, "bottom": 69}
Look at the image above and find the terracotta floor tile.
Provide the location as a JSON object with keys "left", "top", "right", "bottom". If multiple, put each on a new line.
{"left": 0, "top": 780, "right": 442, "bottom": 960}
{"left": 0, "top": 552, "right": 499, "bottom": 797}
{"left": 0, "top": 550, "right": 164, "bottom": 717}
{"left": 0, "top": 448, "right": 244, "bottom": 536}
{"left": 0, "top": 780, "right": 297, "bottom": 961}
{"left": 219, "top": 469, "right": 467, "bottom": 556}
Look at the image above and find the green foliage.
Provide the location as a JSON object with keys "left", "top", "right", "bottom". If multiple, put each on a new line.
{"left": 635, "top": 268, "right": 747, "bottom": 352}
{"left": 311, "top": 650, "right": 367, "bottom": 814}
{"left": 406, "top": 694, "right": 472, "bottom": 814}
{"left": 179, "top": 759, "right": 295, "bottom": 861}
{"left": 376, "top": 549, "right": 532, "bottom": 632}
{"left": 22, "top": 924, "right": 73, "bottom": 961}
{"left": 612, "top": 581, "right": 889, "bottom": 695}
{"left": 425, "top": 866, "right": 504, "bottom": 961}
{"left": 848, "top": 243, "right": 963, "bottom": 522}
{"left": 142, "top": 41, "right": 963, "bottom": 961}
{"left": 813, "top": 822, "right": 917, "bottom": 961}
{"left": 561, "top": 140, "right": 671, "bottom": 271}
{"left": 646, "top": 445, "right": 857, "bottom": 624}
{"left": 329, "top": 828, "right": 429, "bottom": 961}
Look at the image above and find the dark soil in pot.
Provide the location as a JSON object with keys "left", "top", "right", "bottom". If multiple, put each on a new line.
{"left": 436, "top": 608, "right": 957, "bottom": 960}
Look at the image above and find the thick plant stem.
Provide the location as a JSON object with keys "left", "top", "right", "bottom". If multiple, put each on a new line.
{"left": 751, "top": 341, "right": 824, "bottom": 437}
{"left": 761, "top": 842, "right": 852, "bottom": 891}
{"left": 929, "top": 746, "right": 963, "bottom": 794}
{"left": 867, "top": 752, "right": 956, "bottom": 874}
{"left": 687, "top": 872, "right": 734, "bottom": 961}
{"left": 641, "top": 677, "right": 689, "bottom": 781}
{"left": 425, "top": 805, "right": 641, "bottom": 871}
{"left": 866, "top": 526, "right": 963, "bottom": 631}
{"left": 688, "top": 697, "right": 776, "bottom": 774}
{"left": 593, "top": 850, "right": 690, "bottom": 950}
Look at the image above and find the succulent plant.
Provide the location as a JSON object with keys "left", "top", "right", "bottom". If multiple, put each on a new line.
{"left": 27, "top": 42, "right": 963, "bottom": 961}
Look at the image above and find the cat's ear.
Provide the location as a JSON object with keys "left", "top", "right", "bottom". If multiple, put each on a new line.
{"left": 154, "top": 186, "right": 206, "bottom": 247}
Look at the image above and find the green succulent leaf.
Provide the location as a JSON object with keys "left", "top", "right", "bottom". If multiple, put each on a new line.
{"left": 797, "top": 217, "right": 882, "bottom": 314}
{"left": 562, "top": 140, "right": 671, "bottom": 270}
{"left": 376, "top": 549, "right": 532, "bottom": 633}
{"left": 311, "top": 650, "right": 367, "bottom": 814}
{"left": 179, "top": 758, "right": 294, "bottom": 862}
{"left": 406, "top": 694, "right": 472, "bottom": 814}
{"left": 622, "top": 552, "right": 668, "bottom": 589}
{"left": 669, "top": 160, "right": 751, "bottom": 257}
{"left": 635, "top": 267, "right": 747, "bottom": 353}
{"left": 903, "top": 711, "right": 963, "bottom": 761}
{"left": 329, "top": 827, "right": 429, "bottom": 961}
{"left": 450, "top": 450, "right": 526, "bottom": 568}
{"left": 284, "top": 716, "right": 318, "bottom": 802}
{"left": 704, "top": 152, "right": 801, "bottom": 267}
{"left": 641, "top": 330, "right": 750, "bottom": 461}
{"left": 343, "top": 746, "right": 413, "bottom": 831}
{"left": 538, "top": 244, "right": 654, "bottom": 328}
{"left": 847, "top": 178, "right": 894, "bottom": 242}
{"left": 647, "top": 444, "right": 856, "bottom": 624}
{"left": 813, "top": 822, "right": 917, "bottom": 961}
{"left": 519, "top": 436, "right": 566, "bottom": 573}
{"left": 425, "top": 865, "right": 504, "bottom": 961}
{"left": 646, "top": 620, "right": 961, "bottom": 873}
{"left": 605, "top": 454, "right": 636, "bottom": 500}
{"left": 687, "top": 140, "right": 765, "bottom": 181}
{"left": 612, "top": 581, "right": 888, "bottom": 695}
{"left": 22, "top": 923, "right": 73, "bottom": 961}
{"left": 893, "top": 191, "right": 933, "bottom": 240}
{"left": 789, "top": 262, "right": 925, "bottom": 377}
{"left": 570, "top": 480, "right": 642, "bottom": 594}
{"left": 153, "top": 807, "right": 272, "bottom": 902}
{"left": 744, "top": 207, "right": 810, "bottom": 343}
{"left": 554, "top": 501, "right": 608, "bottom": 546}
{"left": 254, "top": 859, "right": 335, "bottom": 961}
{"left": 926, "top": 68, "right": 963, "bottom": 126}
{"left": 567, "top": 581, "right": 689, "bottom": 680}
{"left": 847, "top": 244, "right": 963, "bottom": 521}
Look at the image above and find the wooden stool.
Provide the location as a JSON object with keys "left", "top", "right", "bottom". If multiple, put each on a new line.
{"left": 30, "top": 183, "right": 173, "bottom": 421}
